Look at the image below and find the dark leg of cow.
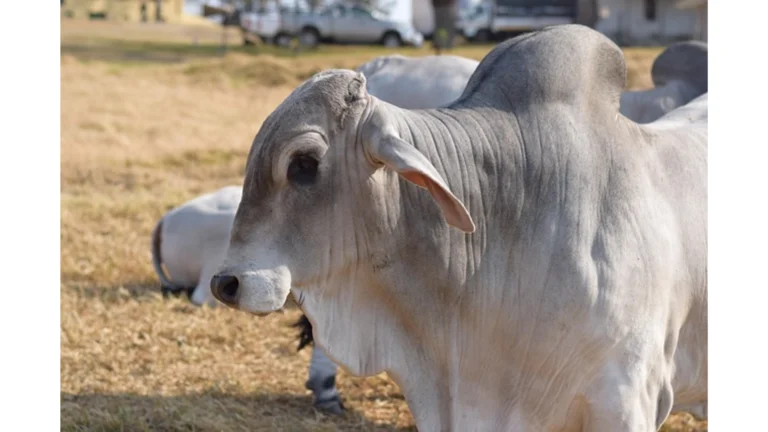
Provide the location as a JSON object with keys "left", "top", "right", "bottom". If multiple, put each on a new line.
{"left": 306, "top": 345, "right": 343, "bottom": 414}
{"left": 293, "top": 314, "right": 314, "bottom": 351}
{"left": 293, "top": 315, "right": 343, "bottom": 415}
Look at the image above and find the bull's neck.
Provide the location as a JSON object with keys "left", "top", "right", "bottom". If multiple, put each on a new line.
{"left": 309, "top": 103, "right": 578, "bottom": 430}
{"left": 392, "top": 103, "right": 529, "bottom": 240}
{"left": 368, "top": 102, "right": 532, "bottom": 334}
{"left": 372, "top": 105, "right": 587, "bottom": 432}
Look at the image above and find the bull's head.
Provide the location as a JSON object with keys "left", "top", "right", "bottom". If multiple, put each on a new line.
{"left": 210, "top": 69, "right": 473, "bottom": 315}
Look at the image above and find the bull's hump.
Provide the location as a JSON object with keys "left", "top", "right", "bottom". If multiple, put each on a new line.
{"left": 460, "top": 25, "right": 626, "bottom": 113}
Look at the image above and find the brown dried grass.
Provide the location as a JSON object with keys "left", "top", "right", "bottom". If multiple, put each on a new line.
{"left": 61, "top": 20, "right": 704, "bottom": 431}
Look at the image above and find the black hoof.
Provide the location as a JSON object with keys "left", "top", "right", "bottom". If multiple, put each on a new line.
{"left": 314, "top": 395, "right": 345, "bottom": 415}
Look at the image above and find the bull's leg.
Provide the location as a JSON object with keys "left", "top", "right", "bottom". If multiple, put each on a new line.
{"left": 306, "top": 345, "right": 343, "bottom": 414}
{"left": 293, "top": 314, "right": 344, "bottom": 414}
{"left": 582, "top": 360, "right": 672, "bottom": 432}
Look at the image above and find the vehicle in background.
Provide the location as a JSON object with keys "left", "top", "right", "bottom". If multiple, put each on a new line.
{"left": 457, "top": 3, "right": 494, "bottom": 42}
{"left": 298, "top": 4, "right": 423, "bottom": 48}
{"left": 457, "top": 0, "right": 576, "bottom": 42}
{"left": 242, "top": 4, "right": 424, "bottom": 48}
{"left": 240, "top": 8, "right": 296, "bottom": 47}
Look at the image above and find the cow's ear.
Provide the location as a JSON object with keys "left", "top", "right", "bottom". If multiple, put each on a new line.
{"left": 365, "top": 129, "right": 475, "bottom": 234}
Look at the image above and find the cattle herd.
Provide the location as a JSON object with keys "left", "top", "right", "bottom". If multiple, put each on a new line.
{"left": 151, "top": 25, "right": 707, "bottom": 431}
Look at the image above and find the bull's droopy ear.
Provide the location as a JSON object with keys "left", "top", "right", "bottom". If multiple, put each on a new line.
{"left": 368, "top": 132, "right": 476, "bottom": 233}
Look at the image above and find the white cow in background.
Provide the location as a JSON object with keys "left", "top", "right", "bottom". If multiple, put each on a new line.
{"left": 151, "top": 185, "right": 241, "bottom": 307}
{"left": 620, "top": 40, "right": 708, "bottom": 123}
{"left": 213, "top": 25, "right": 708, "bottom": 431}
{"left": 150, "top": 53, "right": 480, "bottom": 415}
{"left": 356, "top": 54, "right": 480, "bottom": 109}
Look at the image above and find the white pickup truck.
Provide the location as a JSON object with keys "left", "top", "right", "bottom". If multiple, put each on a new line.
{"left": 458, "top": 0, "right": 576, "bottom": 42}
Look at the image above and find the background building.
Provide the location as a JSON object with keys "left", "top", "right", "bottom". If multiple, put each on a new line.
{"left": 594, "top": 0, "right": 704, "bottom": 45}
{"left": 675, "top": 0, "right": 707, "bottom": 41}
{"left": 62, "top": 0, "right": 185, "bottom": 22}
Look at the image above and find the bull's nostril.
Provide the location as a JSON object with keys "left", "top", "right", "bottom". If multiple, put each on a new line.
{"left": 222, "top": 277, "right": 239, "bottom": 298}
{"left": 211, "top": 274, "right": 240, "bottom": 305}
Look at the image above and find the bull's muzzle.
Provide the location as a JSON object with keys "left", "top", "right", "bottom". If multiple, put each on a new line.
{"left": 210, "top": 267, "right": 292, "bottom": 315}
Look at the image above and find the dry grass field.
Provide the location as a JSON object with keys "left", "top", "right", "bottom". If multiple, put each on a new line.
{"left": 60, "top": 19, "right": 706, "bottom": 431}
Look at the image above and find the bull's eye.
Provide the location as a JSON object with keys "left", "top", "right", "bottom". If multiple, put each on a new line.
{"left": 287, "top": 154, "right": 319, "bottom": 185}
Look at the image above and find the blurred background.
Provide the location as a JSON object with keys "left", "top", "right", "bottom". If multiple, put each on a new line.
{"left": 61, "top": 0, "right": 707, "bottom": 50}
{"left": 60, "top": 1, "right": 708, "bottom": 431}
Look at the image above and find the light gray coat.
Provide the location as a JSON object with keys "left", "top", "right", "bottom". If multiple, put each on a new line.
{"left": 214, "top": 25, "right": 707, "bottom": 431}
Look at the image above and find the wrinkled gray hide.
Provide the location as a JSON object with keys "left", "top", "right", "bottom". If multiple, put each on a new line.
{"left": 620, "top": 41, "right": 707, "bottom": 123}
{"left": 300, "top": 52, "right": 486, "bottom": 414}
{"left": 216, "top": 25, "right": 707, "bottom": 431}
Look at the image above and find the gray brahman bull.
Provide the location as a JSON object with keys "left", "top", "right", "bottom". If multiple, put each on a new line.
{"left": 212, "top": 25, "right": 707, "bottom": 431}
{"left": 151, "top": 53, "right": 479, "bottom": 415}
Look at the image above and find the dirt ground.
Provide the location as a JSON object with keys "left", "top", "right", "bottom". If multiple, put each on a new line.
{"left": 60, "top": 20, "right": 706, "bottom": 431}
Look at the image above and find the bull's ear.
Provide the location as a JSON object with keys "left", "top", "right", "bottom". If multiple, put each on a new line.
{"left": 367, "top": 131, "right": 476, "bottom": 233}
